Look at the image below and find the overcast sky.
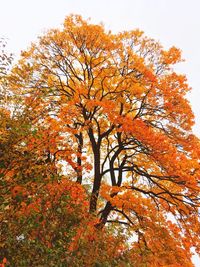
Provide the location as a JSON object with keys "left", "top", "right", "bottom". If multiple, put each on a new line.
{"left": 0, "top": 1, "right": 200, "bottom": 262}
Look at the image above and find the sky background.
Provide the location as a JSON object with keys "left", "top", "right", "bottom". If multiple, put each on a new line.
{"left": 0, "top": 0, "right": 200, "bottom": 264}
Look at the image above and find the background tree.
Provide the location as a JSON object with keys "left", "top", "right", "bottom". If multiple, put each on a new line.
{"left": 1, "top": 15, "right": 200, "bottom": 266}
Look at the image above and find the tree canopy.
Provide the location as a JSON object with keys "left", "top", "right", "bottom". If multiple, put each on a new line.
{"left": 1, "top": 15, "right": 200, "bottom": 266}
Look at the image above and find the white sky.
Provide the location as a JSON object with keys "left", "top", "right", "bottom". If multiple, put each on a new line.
{"left": 0, "top": 0, "right": 200, "bottom": 264}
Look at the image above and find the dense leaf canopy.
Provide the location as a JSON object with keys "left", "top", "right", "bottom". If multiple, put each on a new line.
{"left": 1, "top": 15, "right": 200, "bottom": 266}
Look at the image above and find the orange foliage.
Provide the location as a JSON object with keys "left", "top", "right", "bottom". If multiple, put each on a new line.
{"left": 1, "top": 14, "right": 200, "bottom": 266}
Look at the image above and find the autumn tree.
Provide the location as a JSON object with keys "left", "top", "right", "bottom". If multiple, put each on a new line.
{"left": 1, "top": 15, "right": 200, "bottom": 266}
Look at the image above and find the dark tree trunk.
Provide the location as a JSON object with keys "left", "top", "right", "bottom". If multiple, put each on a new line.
{"left": 89, "top": 146, "right": 101, "bottom": 213}
{"left": 96, "top": 201, "right": 113, "bottom": 229}
{"left": 75, "top": 133, "right": 83, "bottom": 184}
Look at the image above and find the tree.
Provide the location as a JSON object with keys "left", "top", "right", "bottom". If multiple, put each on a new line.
{"left": 1, "top": 15, "right": 200, "bottom": 266}
{"left": 0, "top": 44, "right": 129, "bottom": 266}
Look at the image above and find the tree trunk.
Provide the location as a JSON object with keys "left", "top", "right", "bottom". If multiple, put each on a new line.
{"left": 75, "top": 133, "right": 83, "bottom": 184}
{"left": 96, "top": 201, "right": 113, "bottom": 229}
{"left": 89, "top": 145, "right": 101, "bottom": 213}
